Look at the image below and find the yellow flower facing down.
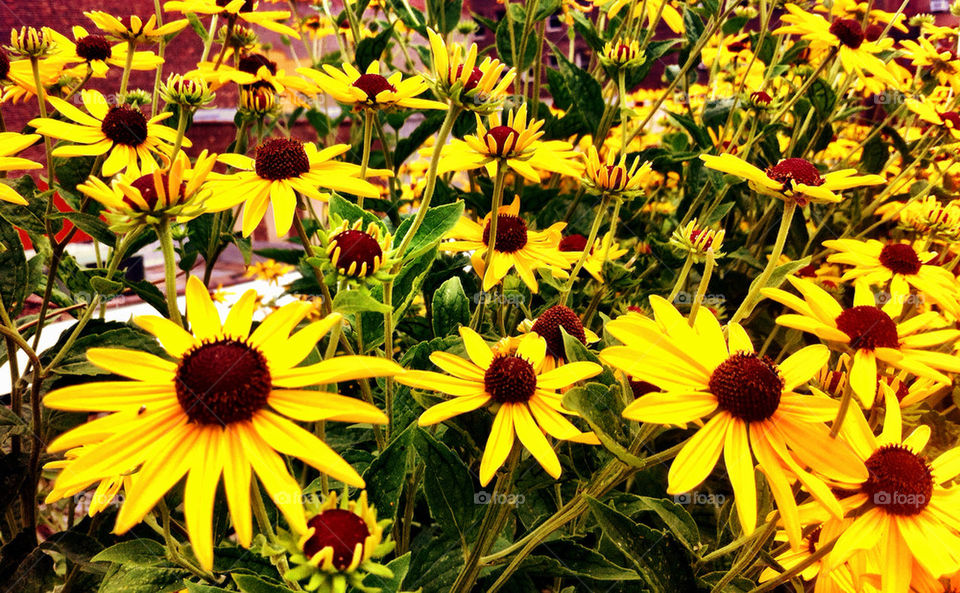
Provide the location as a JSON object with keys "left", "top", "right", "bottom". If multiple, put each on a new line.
{"left": 325, "top": 219, "right": 393, "bottom": 279}
{"left": 30, "top": 90, "right": 187, "bottom": 178}
{"left": 0, "top": 132, "right": 43, "bottom": 204}
{"left": 85, "top": 11, "right": 189, "bottom": 44}
{"left": 298, "top": 61, "right": 447, "bottom": 112}
{"left": 77, "top": 150, "right": 216, "bottom": 231}
{"left": 823, "top": 239, "right": 960, "bottom": 317}
{"left": 600, "top": 299, "right": 868, "bottom": 547}
{"left": 203, "top": 138, "right": 389, "bottom": 236}
{"left": 43, "top": 276, "right": 404, "bottom": 570}
{"left": 0, "top": 50, "right": 67, "bottom": 104}
{"left": 523, "top": 304, "right": 600, "bottom": 371}
{"left": 426, "top": 28, "right": 516, "bottom": 113}
{"left": 192, "top": 52, "right": 314, "bottom": 95}
{"left": 164, "top": 0, "right": 300, "bottom": 38}
{"left": 558, "top": 232, "right": 629, "bottom": 283}
{"left": 396, "top": 328, "right": 601, "bottom": 485}
{"left": 905, "top": 98, "right": 960, "bottom": 138}
{"left": 583, "top": 145, "right": 652, "bottom": 200}
{"left": 895, "top": 196, "right": 960, "bottom": 241}
{"left": 762, "top": 277, "right": 960, "bottom": 408}
{"left": 435, "top": 103, "right": 583, "bottom": 183}
{"left": 700, "top": 153, "right": 884, "bottom": 206}
{"left": 443, "top": 196, "right": 570, "bottom": 292}
{"left": 46, "top": 26, "right": 163, "bottom": 78}
{"left": 803, "top": 387, "right": 960, "bottom": 593}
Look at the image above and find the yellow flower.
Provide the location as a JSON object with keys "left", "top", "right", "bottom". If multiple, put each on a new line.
{"left": 700, "top": 153, "right": 884, "bottom": 206}
{"left": 163, "top": 0, "right": 300, "bottom": 38}
{"left": 895, "top": 196, "right": 960, "bottom": 241}
{"left": 901, "top": 37, "right": 960, "bottom": 93}
{"left": 806, "top": 387, "right": 960, "bottom": 593}
{"left": 600, "top": 299, "right": 868, "bottom": 546}
{"left": 44, "top": 445, "right": 131, "bottom": 518}
{"left": 298, "top": 61, "right": 447, "bottom": 112}
{"left": 6, "top": 26, "right": 55, "bottom": 59}
{"left": 0, "top": 132, "right": 43, "bottom": 204}
{"left": 203, "top": 138, "right": 388, "bottom": 236}
{"left": 443, "top": 196, "right": 570, "bottom": 292}
{"left": 77, "top": 150, "right": 216, "bottom": 231}
{"left": 773, "top": 4, "right": 900, "bottom": 88}
{"left": 30, "top": 90, "right": 186, "bottom": 177}
{"left": 762, "top": 277, "right": 960, "bottom": 407}
{"left": 522, "top": 304, "right": 600, "bottom": 371}
{"left": 0, "top": 49, "right": 69, "bottom": 104}
{"left": 426, "top": 28, "right": 516, "bottom": 113}
{"left": 823, "top": 239, "right": 960, "bottom": 317}
{"left": 600, "top": 38, "right": 645, "bottom": 70}
{"left": 43, "top": 276, "right": 404, "bottom": 570}
{"left": 602, "top": 0, "right": 683, "bottom": 35}
{"left": 85, "top": 11, "right": 189, "bottom": 45}
{"left": 583, "top": 145, "right": 652, "bottom": 200}
{"left": 670, "top": 218, "right": 725, "bottom": 261}
{"left": 325, "top": 219, "right": 392, "bottom": 279}
{"left": 436, "top": 103, "right": 583, "bottom": 183}
{"left": 396, "top": 328, "right": 601, "bottom": 485}
{"left": 244, "top": 259, "right": 294, "bottom": 285}
{"left": 558, "top": 232, "right": 629, "bottom": 283}
{"left": 46, "top": 26, "right": 162, "bottom": 77}
{"left": 905, "top": 97, "right": 960, "bottom": 138}
{"left": 192, "top": 51, "right": 314, "bottom": 95}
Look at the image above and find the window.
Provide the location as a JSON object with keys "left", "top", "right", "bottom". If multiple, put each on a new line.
{"left": 546, "top": 13, "right": 564, "bottom": 32}
{"left": 931, "top": 0, "right": 950, "bottom": 11}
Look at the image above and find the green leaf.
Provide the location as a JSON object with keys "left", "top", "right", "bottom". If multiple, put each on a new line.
{"left": 682, "top": 6, "right": 705, "bottom": 49}
{"left": 232, "top": 573, "right": 298, "bottom": 593}
{"left": 431, "top": 276, "right": 470, "bottom": 337}
{"left": 185, "top": 583, "right": 231, "bottom": 593}
{"left": 412, "top": 427, "right": 478, "bottom": 544}
{"left": 356, "top": 24, "right": 395, "bottom": 71}
{"left": 44, "top": 320, "right": 168, "bottom": 376}
{"left": 666, "top": 111, "right": 711, "bottom": 149}
{"left": 253, "top": 248, "right": 304, "bottom": 266}
{"left": 547, "top": 42, "right": 605, "bottom": 134}
{"left": 54, "top": 212, "right": 116, "bottom": 247}
{"left": 560, "top": 329, "right": 615, "bottom": 385}
{"left": 807, "top": 78, "right": 836, "bottom": 116}
{"left": 703, "top": 201, "right": 735, "bottom": 226}
{"left": 328, "top": 194, "right": 384, "bottom": 230}
{"left": 0, "top": 175, "right": 54, "bottom": 237}
{"left": 427, "top": 0, "right": 462, "bottom": 33}
{"left": 0, "top": 217, "right": 30, "bottom": 317}
{"left": 363, "top": 552, "right": 410, "bottom": 593}
{"left": 519, "top": 540, "right": 643, "bottom": 580}
{"left": 585, "top": 497, "right": 698, "bottom": 593}
{"left": 496, "top": 5, "right": 538, "bottom": 70}
{"left": 305, "top": 109, "right": 330, "bottom": 137}
{"left": 394, "top": 201, "right": 464, "bottom": 262}
{"left": 361, "top": 245, "right": 439, "bottom": 351}
{"left": 92, "top": 539, "right": 167, "bottom": 566}
{"left": 90, "top": 276, "right": 124, "bottom": 297}
{"left": 748, "top": 255, "right": 811, "bottom": 296}
{"left": 861, "top": 134, "right": 889, "bottom": 174}
{"left": 608, "top": 494, "right": 701, "bottom": 552}
{"left": 363, "top": 423, "right": 415, "bottom": 522}
{"left": 53, "top": 155, "right": 97, "bottom": 202}
{"left": 333, "top": 289, "right": 391, "bottom": 314}
{"left": 562, "top": 383, "right": 646, "bottom": 466}
{"left": 394, "top": 110, "right": 446, "bottom": 166}
{"left": 96, "top": 566, "right": 186, "bottom": 593}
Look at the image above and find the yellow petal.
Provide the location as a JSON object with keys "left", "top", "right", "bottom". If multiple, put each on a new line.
{"left": 479, "top": 405, "right": 515, "bottom": 486}
{"left": 666, "top": 413, "right": 730, "bottom": 494}
{"left": 185, "top": 275, "right": 222, "bottom": 341}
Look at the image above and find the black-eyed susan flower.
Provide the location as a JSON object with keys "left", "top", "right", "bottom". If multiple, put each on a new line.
{"left": 758, "top": 521, "right": 854, "bottom": 590}
{"left": 700, "top": 154, "right": 885, "bottom": 206}
{"left": 599, "top": 38, "right": 645, "bottom": 70}
{"left": 600, "top": 298, "right": 868, "bottom": 546}
{"left": 76, "top": 150, "right": 215, "bottom": 232}
{"left": 602, "top": 0, "right": 683, "bottom": 34}
{"left": 443, "top": 196, "right": 570, "bottom": 293}
{"left": 583, "top": 145, "right": 651, "bottom": 201}
{"left": 901, "top": 37, "right": 960, "bottom": 93}
{"left": 193, "top": 51, "right": 314, "bottom": 95}
{"left": 244, "top": 258, "right": 294, "bottom": 285}
{"left": 670, "top": 218, "right": 725, "bottom": 262}
{"left": 0, "top": 132, "right": 43, "bottom": 204}
{"left": 906, "top": 97, "right": 960, "bottom": 138}
{"left": 282, "top": 490, "right": 394, "bottom": 592}
{"left": 203, "top": 138, "right": 387, "bottom": 236}
{"left": 46, "top": 26, "right": 163, "bottom": 77}
{"left": 523, "top": 304, "right": 599, "bottom": 371}
{"left": 426, "top": 28, "right": 516, "bottom": 113}
{"left": 773, "top": 4, "right": 900, "bottom": 88}
{"left": 0, "top": 48, "right": 67, "bottom": 104}
{"left": 809, "top": 387, "right": 960, "bottom": 593}
{"left": 30, "top": 90, "right": 185, "bottom": 177}
{"left": 85, "top": 11, "right": 189, "bottom": 45}
{"left": 43, "top": 276, "right": 404, "bottom": 570}
{"left": 324, "top": 219, "right": 393, "bottom": 279}
{"left": 896, "top": 196, "right": 960, "bottom": 241}
{"left": 396, "top": 328, "right": 601, "bottom": 485}
{"left": 44, "top": 446, "right": 131, "bottom": 518}
{"left": 435, "top": 104, "right": 583, "bottom": 183}
{"left": 558, "top": 232, "right": 629, "bottom": 283}
{"left": 6, "top": 26, "right": 55, "bottom": 59}
{"left": 164, "top": 0, "right": 300, "bottom": 38}
{"left": 298, "top": 62, "right": 447, "bottom": 113}
{"left": 159, "top": 73, "right": 215, "bottom": 109}
{"left": 762, "top": 277, "right": 960, "bottom": 407}
{"left": 823, "top": 239, "right": 960, "bottom": 317}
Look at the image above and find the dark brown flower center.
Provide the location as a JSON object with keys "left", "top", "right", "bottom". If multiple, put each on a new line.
{"left": 558, "top": 233, "right": 588, "bottom": 252}
{"left": 861, "top": 445, "right": 933, "bottom": 515}
{"left": 76, "top": 34, "right": 112, "bottom": 62}
{"left": 128, "top": 174, "right": 182, "bottom": 210}
{"left": 218, "top": 0, "right": 255, "bottom": 10}
{"left": 806, "top": 525, "right": 822, "bottom": 555}
{"left": 689, "top": 228, "right": 715, "bottom": 248}
{"left": 835, "top": 306, "right": 900, "bottom": 350}
{"left": 530, "top": 305, "right": 586, "bottom": 360}
{"left": 864, "top": 23, "right": 884, "bottom": 42}
{"left": 765, "top": 158, "right": 824, "bottom": 187}
{"left": 303, "top": 508, "right": 370, "bottom": 570}
{"left": 940, "top": 111, "right": 960, "bottom": 128}
{"left": 485, "top": 125, "right": 520, "bottom": 157}
{"left": 455, "top": 64, "right": 484, "bottom": 91}
{"left": 254, "top": 138, "right": 310, "bottom": 180}
{"left": 878, "top": 243, "right": 922, "bottom": 275}
{"left": 0, "top": 48, "right": 9, "bottom": 80}
{"left": 352, "top": 73, "right": 396, "bottom": 101}
{"left": 484, "top": 354, "right": 536, "bottom": 403}
{"left": 482, "top": 214, "right": 528, "bottom": 253}
{"left": 708, "top": 353, "right": 784, "bottom": 422}
{"left": 750, "top": 90, "right": 772, "bottom": 105}
{"left": 175, "top": 339, "right": 272, "bottom": 426}
{"left": 829, "top": 18, "right": 865, "bottom": 49}
{"left": 238, "top": 53, "right": 278, "bottom": 76}
{"left": 101, "top": 106, "right": 149, "bottom": 146}
{"left": 629, "top": 378, "right": 660, "bottom": 397}
{"left": 330, "top": 229, "right": 382, "bottom": 276}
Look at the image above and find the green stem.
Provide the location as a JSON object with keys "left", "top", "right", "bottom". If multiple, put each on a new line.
{"left": 157, "top": 219, "right": 184, "bottom": 327}
{"left": 29, "top": 57, "right": 55, "bottom": 187}
{"left": 470, "top": 162, "right": 508, "bottom": 330}
{"left": 357, "top": 110, "right": 374, "bottom": 209}
{"left": 560, "top": 194, "right": 610, "bottom": 306}
{"left": 667, "top": 256, "right": 694, "bottom": 304}
{"left": 688, "top": 249, "right": 716, "bottom": 326}
{"left": 152, "top": 0, "right": 166, "bottom": 110}
{"left": 119, "top": 41, "right": 136, "bottom": 95}
{"left": 383, "top": 278, "right": 395, "bottom": 437}
{"left": 728, "top": 200, "right": 796, "bottom": 326}
{"left": 170, "top": 106, "right": 189, "bottom": 161}
{"left": 199, "top": 14, "right": 218, "bottom": 63}
{"left": 617, "top": 70, "right": 629, "bottom": 159}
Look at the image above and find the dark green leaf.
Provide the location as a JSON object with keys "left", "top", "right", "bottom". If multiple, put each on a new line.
{"left": 328, "top": 194, "right": 385, "bottom": 230}
{"left": 54, "top": 212, "right": 116, "bottom": 247}
{"left": 427, "top": 0, "right": 462, "bottom": 33}
{"left": 333, "top": 289, "right": 391, "bottom": 314}
{"left": 393, "top": 201, "right": 464, "bottom": 262}
{"left": 232, "top": 573, "right": 298, "bottom": 593}
{"left": 547, "top": 42, "right": 605, "bottom": 134}
{"left": 363, "top": 424, "right": 415, "bottom": 522}
{"left": 666, "top": 111, "right": 711, "bottom": 149}
{"left": 97, "top": 566, "right": 186, "bottom": 593}
{"left": 394, "top": 110, "right": 446, "bottom": 166}
{"left": 356, "top": 24, "right": 395, "bottom": 71}
{"left": 496, "top": 5, "right": 538, "bottom": 70}
{"left": 92, "top": 539, "right": 167, "bottom": 566}
{"left": 519, "top": 541, "right": 643, "bottom": 580}
{"left": 562, "top": 383, "right": 645, "bottom": 466}
{"left": 0, "top": 217, "right": 30, "bottom": 317}
{"left": 363, "top": 552, "right": 411, "bottom": 593}
{"left": 861, "top": 134, "right": 888, "bottom": 174}
{"left": 431, "top": 276, "right": 470, "bottom": 337}
{"left": 412, "top": 427, "right": 478, "bottom": 544}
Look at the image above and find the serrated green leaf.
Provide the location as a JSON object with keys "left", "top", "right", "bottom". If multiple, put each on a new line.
{"left": 91, "top": 539, "right": 167, "bottom": 566}
{"left": 363, "top": 424, "right": 414, "bottom": 522}
{"left": 412, "top": 427, "right": 478, "bottom": 545}
{"left": 519, "top": 540, "right": 643, "bottom": 580}
{"left": 363, "top": 552, "right": 410, "bottom": 593}
{"left": 232, "top": 573, "right": 298, "bottom": 593}
{"left": 562, "top": 383, "right": 646, "bottom": 466}
{"left": 356, "top": 24, "right": 395, "bottom": 71}
{"left": 328, "top": 194, "right": 384, "bottom": 230}
{"left": 431, "top": 276, "right": 470, "bottom": 337}
{"left": 394, "top": 201, "right": 464, "bottom": 263}
{"left": 333, "top": 289, "right": 391, "bottom": 314}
